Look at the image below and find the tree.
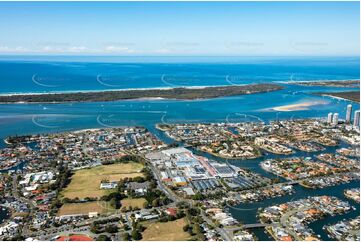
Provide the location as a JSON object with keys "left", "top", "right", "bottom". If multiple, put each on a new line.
{"left": 143, "top": 200, "right": 149, "bottom": 209}
{"left": 121, "top": 207, "right": 127, "bottom": 213}
{"left": 109, "top": 197, "right": 117, "bottom": 209}
{"left": 176, "top": 210, "right": 185, "bottom": 219}
{"left": 122, "top": 233, "right": 131, "bottom": 241}
{"left": 168, "top": 215, "right": 176, "bottom": 221}
{"left": 192, "top": 192, "right": 204, "bottom": 200}
{"left": 176, "top": 201, "right": 189, "bottom": 209}
{"left": 183, "top": 224, "right": 190, "bottom": 232}
{"left": 90, "top": 224, "right": 101, "bottom": 234}
{"left": 197, "top": 232, "right": 206, "bottom": 241}
{"left": 97, "top": 235, "right": 110, "bottom": 241}
{"left": 193, "top": 223, "right": 202, "bottom": 235}
{"left": 136, "top": 223, "right": 145, "bottom": 232}
{"left": 188, "top": 207, "right": 200, "bottom": 216}
{"left": 131, "top": 229, "right": 142, "bottom": 241}
{"left": 105, "top": 224, "right": 119, "bottom": 233}
{"left": 123, "top": 224, "right": 130, "bottom": 231}
{"left": 152, "top": 198, "right": 160, "bottom": 207}
{"left": 132, "top": 176, "right": 145, "bottom": 183}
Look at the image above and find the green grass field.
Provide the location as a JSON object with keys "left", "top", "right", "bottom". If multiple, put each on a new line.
{"left": 61, "top": 162, "right": 144, "bottom": 199}
{"left": 141, "top": 219, "right": 191, "bottom": 241}
{"left": 121, "top": 198, "right": 147, "bottom": 209}
{"left": 57, "top": 201, "right": 113, "bottom": 216}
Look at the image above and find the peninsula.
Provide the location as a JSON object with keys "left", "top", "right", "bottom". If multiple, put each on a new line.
{"left": 290, "top": 80, "right": 360, "bottom": 87}
{"left": 0, "top": 84, "right": 283, "bottom": 103}
{"left": 316, "top": 91, "right": 360, "bottom": 103}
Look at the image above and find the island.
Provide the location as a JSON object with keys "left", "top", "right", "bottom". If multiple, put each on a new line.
{"left": 289, "top": 80, "right": 360, "bottom": 87}
{"left": 0, "top": 84, "right": 283, "bottom": 103}
{"left": 316, "top": 91, "right": 360, "bottom": 102}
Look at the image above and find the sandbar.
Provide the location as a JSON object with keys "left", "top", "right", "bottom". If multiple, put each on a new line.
{"left": 271, "top": 100, "right": 329, "bottom": 112}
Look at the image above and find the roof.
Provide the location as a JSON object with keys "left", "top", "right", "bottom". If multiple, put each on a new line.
{"left": 162, "top": 147, "right": 190, "bottom": 156}
{"left": 57, "top": 235, "right": 93, "bottom": 241}
{"left": 173, "top": 176, "right": 187, "bottom": 183}
{"left": 183, "top": 187, "right": 196, "bottom": 195}
{"left": 166, "top": 208, "right": 177, "bottom": 216}
{"left": 128, "top": 181, "right": 150, "bottom": 190}
{"left": 280, "top": 235, "right": 293, "bottom": 241}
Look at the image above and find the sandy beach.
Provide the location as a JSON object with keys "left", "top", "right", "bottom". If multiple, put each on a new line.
{"left": 270, "top": 100, "right": 329, "bottom": 111}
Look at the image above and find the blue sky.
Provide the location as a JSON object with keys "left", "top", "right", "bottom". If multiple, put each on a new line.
{"left": 0, "top": 1, "right": 359, "bottom": 56}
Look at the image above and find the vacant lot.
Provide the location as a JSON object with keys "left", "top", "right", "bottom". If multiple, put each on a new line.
{"left": 121, "top": 198, "right": 147, "bottom": 209}
{"left": 61, "top": 162, "right": 144, "bottom": 199}
{"left": 141, "top": 218, "right": 191, "bottom": 241}
{"left": 57, "top": 201, "right": 110, "bottom": 216}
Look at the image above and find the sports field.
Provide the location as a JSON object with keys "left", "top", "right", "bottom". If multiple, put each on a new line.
{"left": 121, "top": 198, "right": 147, "bottom": 209}
{"left": 141, "top": 218, "right": 191, "bottom": 241}
{"left": 57, "top": 201, "right": 114, "bottom": 216}
{"left": 61, "top": 162, "right": 144, "bottom": 199}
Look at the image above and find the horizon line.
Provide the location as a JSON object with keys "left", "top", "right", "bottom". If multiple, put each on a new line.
{"left": 0, "top": 54, "right": 359, "bottom": 58}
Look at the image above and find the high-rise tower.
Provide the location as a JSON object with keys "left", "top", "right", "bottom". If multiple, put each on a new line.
{"left": 327, "top": 112, "right": 333, "bottom": 124}
{"left": 346, "top": 104, "right": 352, "bottom": 123}
{"left": 354, "top": 110, "right": 360, "bottom": 127}
{"left": 332, "top": 113, "right": 339, "bottom": 126}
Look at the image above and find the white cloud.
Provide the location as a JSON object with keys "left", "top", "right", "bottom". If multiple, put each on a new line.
{"left": 154, "top": 48, "right": 172, "bottom": 54}
{"left": 41, "top": 46, "right": 64, "bottom": 52}
{"left": 0, "top": 46, "right": 10, "bottom": 51}
{"left": 0, "top": 46, "right": 28, "bottom": 53}
{"left": 103, "top": 45, "right": 136, "bottom": 53}
{"left": 67, "top": 46, "right": 88, "bottom": 52}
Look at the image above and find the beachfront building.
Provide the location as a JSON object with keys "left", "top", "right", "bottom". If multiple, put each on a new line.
{"left": 332, "top": 113, "right": 339, "bottom": 126}
{"left": 354, "top": 110, "right": 360, "bottom": 127}
{"left": 327, "top": 112, "right": 333, "bottom": 124}
{"left": 346, "top": 104, "right": 352, "bottom": 123}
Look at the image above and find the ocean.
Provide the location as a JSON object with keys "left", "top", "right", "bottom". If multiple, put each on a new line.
{"left": 0, "top": 56, "right": 359, "bottom": 146}
{"left": 0, "top": 56, "right": 360, "bottom": 237}
{"left": 0, "top": 56, "right": 359, "bottom": 94}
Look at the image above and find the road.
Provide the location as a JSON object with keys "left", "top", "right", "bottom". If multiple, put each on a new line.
{"left": 147, "top": 157, "right": 234, "bottom": 241}
{"left": 200, "top": 210, "right": 233, "bottom": 241}
{"left": 148, "top": 164, "right": 180, "bottom": 203}
{"left": 26, "top": 213, "right": 124, "bottom": 238}
{"left": 12, "top": 174, "right": 36, "bottom": 210}
{"left": 278, "top": 206, "right": 314, "bottom": 241}
{"left": 226, "top": 223, "right": 279, "bottom": 231}
{"left": 24, "top": 151, "right": 233, "bottom": 241}
{"left": 12, "top": 174, "right": 36, "bottom": 236}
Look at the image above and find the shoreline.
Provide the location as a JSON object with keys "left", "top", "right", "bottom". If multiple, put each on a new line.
{"left": 321, "top": 95, "right": 350, "bottom": 102}
{"left": 197, "top": 147, "right": 261, "bottom": 160}
{"left": 316, "top": 91, "right": 360, "bottom": 103}
{"left": 0, "top": 97, "right": 168, "bottom": 105}
{"left": 278, "top": 79, "right": 360, "bottom": 87}
{"left": 0, "top": 85, "right": 245, "bottom": 97}
{"left": 1, "top": 79, "right": 358, "bottom": 97}
{"left": 0, "top": 84, "right": 283, "bottom": 104}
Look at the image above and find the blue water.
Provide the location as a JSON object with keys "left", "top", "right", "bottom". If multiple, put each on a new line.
{"left": 0, "top": 207, "right": 10, "bottom": 225}
{"left": 0, "top": 84, "right": 358, "bottom": 148}
{"left": 0, "top": 56, "right": 359, "bottom": 94}
{"left": 0, "top": 56, "right": 359, "bottom": 233}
